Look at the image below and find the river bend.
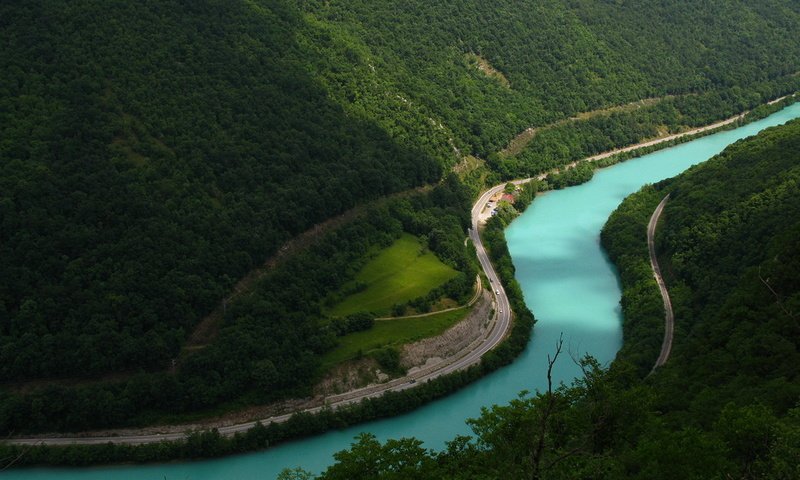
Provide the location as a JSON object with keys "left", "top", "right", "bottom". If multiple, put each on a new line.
{"left": 8, "top": 103, "right": 800, "bottom": 480}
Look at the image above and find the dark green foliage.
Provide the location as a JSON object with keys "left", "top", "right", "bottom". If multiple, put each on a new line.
{"left": 0, "top": 363, "right": 499, "bottom": 468}
{"left": 372, "top": 348, "right": 403, "bottom": 376}
{"left": 645, "top": 119, "right": 800, "bottom": 424}
{"left": 548, "top": 163, "right": 595, "bottom": 190}
{"left": 0, "top": 0, "right": 439, "bottom": 383}
{"left": 2, "top": 0, "right": 800, "bottom": 441}
{"left": 601, "top": 119, "right": 800, "bottom": 476}
{"left": 0, "top": 184, "right": 477, "bottom": 433}
{"left": 284, "top": 116, "right": 800, "bottom": 479}
{"left": 601, "top": 185, "right": 666, "bottom": 376}
{"left": 494, "top": 91, "right": 800, "bottom": 180}
{"left": 330, "top": 313, "right": 376, "bottom": 337}
{"left": 303, "top": 0, "right": 800, "bottom": 163}
{"left": 321, "top": 433, "right": 435, "bottom": 480}
{"left": 6, "top": 116, "right": 800, "bottom": 476}
{"left": 0, "top": 170, "right": 537, "bottom": 467}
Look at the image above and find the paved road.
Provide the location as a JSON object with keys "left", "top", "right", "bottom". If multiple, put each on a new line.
{"left": 12, "top": 96, "right": 792, "bottom": 446}
{"left": 648, "top": 194, "right": 674, "bottom": 373}
{"left": 7, "top": 188, "right": 514, "bottom": 447}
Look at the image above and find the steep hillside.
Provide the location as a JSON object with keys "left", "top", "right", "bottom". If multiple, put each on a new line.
{"left": 2, "top": 0, "right": 800, "bottom": 433}
{"left": 300, "top": 0, "right": 800, "bottom": 161}
{"left": 288, "top": 115, "right": 800, "bottom": 480}
{"left": 0, "top": 0, "right": 439, "bottom": 382}
{"left": 602, "top": 118, "right": 800, "bottom": 476}
{"left": 609, "top": 119, "right": 800, "bottom": 415}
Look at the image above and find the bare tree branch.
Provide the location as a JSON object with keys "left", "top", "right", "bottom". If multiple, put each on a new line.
{"left": 530, "top": 333, "right": 564, "bottom": 480}
{"left": 759, "top": 266, "right": 795, "bottom": 319}
{"left": 0, "top": 445, "right": 33, "bottom": 472}
{"left": 544, "top": 446, "right": 587, "bottom": 471}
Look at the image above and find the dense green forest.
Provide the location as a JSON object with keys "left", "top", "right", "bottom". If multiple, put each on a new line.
{"left": 0, "top": 176, "right": 538, "bottom": 467}
{"left": 2, "top": 0, "right": 800, "bottom": 434}
{"left": 275, "top": 117, "right": 800, "bottom": 479}
{"left": 0, "top": 177, "right": 476, "bottom": 433}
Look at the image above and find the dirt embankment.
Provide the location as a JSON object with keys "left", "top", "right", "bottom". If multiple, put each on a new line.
{"left": 314, "top": 357, "right": 386, "bottom": 397}
{"left": 401, "top": 290, "right": 493, "bottom": 370}
{"left": 313, "top": 289, "right": 493, "bottom": 396}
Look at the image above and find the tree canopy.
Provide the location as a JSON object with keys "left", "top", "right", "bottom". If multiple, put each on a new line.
{"left": 2, "top": 0, "right": 800, "bottom": 433}
{"left": 293, "top": 118, "right": 800, "bottom": 480}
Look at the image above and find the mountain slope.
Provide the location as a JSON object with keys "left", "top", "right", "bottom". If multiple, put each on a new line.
{"left": 0, "top": 0, "right": 440, "bottom": 380}
{"left": 1, "top": 0, "right": 800, "bottom": 433}
{"left": 299, "top": 115, "right": 800, "bottom": 480}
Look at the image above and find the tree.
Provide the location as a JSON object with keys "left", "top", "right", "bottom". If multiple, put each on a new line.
{"left": 321, "top": 433, "right": 435, "bottom": 480}
{"left": 277, "top": 467, "right": 316, "bottom": 480}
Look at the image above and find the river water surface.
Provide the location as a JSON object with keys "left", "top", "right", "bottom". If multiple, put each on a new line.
{"left": 9, "top": 103, "right": 800, "bottom": 480}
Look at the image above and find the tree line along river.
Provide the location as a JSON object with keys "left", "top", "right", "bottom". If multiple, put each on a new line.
{"left": 7, "top": 102, "right": 800, "bottom": 480}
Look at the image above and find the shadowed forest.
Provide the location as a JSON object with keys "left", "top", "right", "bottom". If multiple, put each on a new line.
{"left": 1, "top": 0, "right": 799, "bottom": 444}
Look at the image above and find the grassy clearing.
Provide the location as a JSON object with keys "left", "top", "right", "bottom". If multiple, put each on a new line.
{"left": 452, "top": 154, "right": 486, "bottom": 176}
{"left": 320, "top": 308, "right": 469, "bottom": 370}
{"left": 501, "top": 127, "right": 540, "bottom": 157}
{"left": 328, "top": 233, "right": 458, "bottom": 317}
{"left": 466, "top": 53, "right": 510, "bottom": 87}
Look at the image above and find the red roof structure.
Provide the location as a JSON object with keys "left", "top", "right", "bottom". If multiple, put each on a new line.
{"left": 501, "top": 193, "right": 515, "bottom": 203}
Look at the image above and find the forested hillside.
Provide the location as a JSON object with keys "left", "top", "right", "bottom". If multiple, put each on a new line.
{"left": 2, "top": 0, "right": 800, "bottom": 433}
{"left": 0, "top": 0, "right": 440, "bottom": 382}
{"left": 287, "top": 118, "right": 800, "bottom": 480}
{"left": 605, "top": 118, "right": 800, "bottom": 415}
{"left": 300, "top": 0, "right": 800, "bottom": 168}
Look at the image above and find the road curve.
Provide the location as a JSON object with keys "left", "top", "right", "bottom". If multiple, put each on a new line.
{"left": 10, "top": 97, "right": 792, "bottom": 446}
{"left": 648, "top": 194, "right": 674, "bottom": 373}
{"left": 6, "top": 189, "right": 514, "bottom": 447}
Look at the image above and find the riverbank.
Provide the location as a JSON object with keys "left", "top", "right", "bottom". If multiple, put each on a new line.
{"left": 539, "top": 94, "right": 798, "bottom": 190}
{"left": 3, "top": 96, "right": 796, "bottom": 468}
{"left": 0, "top": 186, "right": 537, "bottom": 467}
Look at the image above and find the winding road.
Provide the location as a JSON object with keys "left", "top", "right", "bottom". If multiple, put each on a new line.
{"left": 8, "top": 96, "right": 793, "bottom": 446}
{"left": 648, "top": 194, "right": 674, "bottom": 372}
{"left": 6, "top": 189, "right": 513, "bottom": 447}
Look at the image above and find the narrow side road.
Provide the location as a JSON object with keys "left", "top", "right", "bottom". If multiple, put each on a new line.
{"left": 6, "top": 191, "right": 513, "bottom": 446}
{"left": 648, "top": 194, "right": 674, "bottom": 373}
{"left": 375, "top": 275, "right": 483, "bottom": 321}
{"left": 8, "top": 96, "right": 793, "bottom": 446}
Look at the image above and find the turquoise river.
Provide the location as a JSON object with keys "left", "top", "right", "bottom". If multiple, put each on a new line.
{"left": 7, "top": 103, "right": 800, "bottom": 480}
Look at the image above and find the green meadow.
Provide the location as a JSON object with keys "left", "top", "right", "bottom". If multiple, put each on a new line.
{"left": 328, "top": 234, "right": 459, "bottom": 317}
{"left": 320, "top": 308, "right": 469, "bottom": 370}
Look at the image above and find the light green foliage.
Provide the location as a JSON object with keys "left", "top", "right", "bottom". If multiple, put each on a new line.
{"left": 2, "top": 0, "right": 800, "bottom": 441}
{"left": 312, "top": 118, "right": 800, "bottom": 480}
{"left": 320, "top": 308, "right": 468, "bottom": 369}
{"left": 328, "top": 234, "right": 458, "bottom": 317}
